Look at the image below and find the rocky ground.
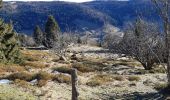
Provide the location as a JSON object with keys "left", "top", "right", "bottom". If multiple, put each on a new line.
{"left": 0, "top": 45, "right": 168, "bottom": 100}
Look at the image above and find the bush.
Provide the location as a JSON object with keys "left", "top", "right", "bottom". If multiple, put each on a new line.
{"left": 86, "top": 75, "right": 113, "bottom": 87}
{"left": 113, "top": 76, "right": 124, "bottom": 81}
{"left": 21, "top": 61, "right": 49, "bottom": 69}
{"left": 149, "top": 67, "right": 166, "bottom": 74}
{"left": 21, "top": 50, "right": 51, "bottom": 62}
{"left": 37, "top": 80, "right": 48, "bottom": 87}
{"left": 128, "top": 76, "right": 140, "bottom": 81}
{"left": 137, "top": 66, "right": 166, "bottom": 74}
{"left": 112, "top": 60, "right": 142, "bottom": 67}
{"left": 0, "top": 64, "right": 25, "bottom": 73}
{"left": 6, "top": 72, "right": 35, "bottom": 81}
{"left": 86, "top": 80, "right": 101, "bottom": 87}
{"left": 72, "top": 63, "right": 95, "bottom": 73}
{"left": 154, "top": 83, "right": 168, "bottom": 91}
{"left": 52, "top": 67, "right": 71, "bottom": 74}
{"left": 52, "top": 74, "right": 71, "bottom": 84}
{"left": 35, "top": 71, "right": 52, "bottom": 81}
{"left": 0, "top": 20, "right": 22, "bottom": 64}
{"left": 14, "top": 79, "right": 30, "bottom": 88}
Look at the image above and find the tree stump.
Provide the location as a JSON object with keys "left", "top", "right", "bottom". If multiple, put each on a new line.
{"left": 71, "top": 68, "right": 79, "bottom": 100}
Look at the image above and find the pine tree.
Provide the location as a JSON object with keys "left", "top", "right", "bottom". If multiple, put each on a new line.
{"left": 0, "top": 20, "right": 21, "bottom": 63}
{"left": 44, "top": 15, "right": 60, "bottom": 48}
{"left": 33, "top": 25, "right": 43, "bottom": 46}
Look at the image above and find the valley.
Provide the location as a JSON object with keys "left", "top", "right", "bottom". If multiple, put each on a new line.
{"left": 0, "top": 44, "right": 167, "bottom": 100}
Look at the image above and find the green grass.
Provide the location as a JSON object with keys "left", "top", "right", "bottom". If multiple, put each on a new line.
{"left": 0, "top": 85, "right": 37, "bottom": 100}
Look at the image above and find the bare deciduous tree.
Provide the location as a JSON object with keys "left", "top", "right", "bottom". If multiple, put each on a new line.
{"left": 119, "top": 18, "right": 163, "bottom": 70}
{"left": 151, "top": 0, "right": 170, "bottom": 86}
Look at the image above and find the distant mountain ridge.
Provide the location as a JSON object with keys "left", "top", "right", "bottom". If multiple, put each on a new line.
{"left": 0, "top": 0, "right": 158, "bottom": 35}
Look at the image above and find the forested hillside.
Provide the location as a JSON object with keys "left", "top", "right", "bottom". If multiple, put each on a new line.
{"left": 0, "top": 0, "right": 159, "bottom": 35}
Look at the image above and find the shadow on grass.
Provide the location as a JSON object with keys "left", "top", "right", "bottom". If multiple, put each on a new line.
{"left": 84, "top": 49, "right": 113, "bottom": 54}
{"left": 102, "top": 91, "right": 168, "bottom": 100}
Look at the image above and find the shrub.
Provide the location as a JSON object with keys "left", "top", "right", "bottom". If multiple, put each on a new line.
{"left": 86, "top": 80, "right": 101, "bottom": 87}
{"left": 51, "top": 58, "right": 60, "bottom": 62}
{"left": 128, "top": 76, "right": 140, "bottom": 81}
{"left": 137, "top": 66, "right": 166, "bottom": 74}
{"left": 24, "top": 56, "right": 39, "bottom": 62}
{"left": 6, "top": 72, "right": 35, "bottom": 81}
{"left": 86, "top": 75, "right": 113, "bottom": 87}
{"left": 113, "top": 75, "right": 124, "bottom": 81}
{"left": 112, "top": 60, "right": 142, "bottom": 67}
{"left": 149, "top": 67, "right": 166, "bottom": 74}
{"left": 37, "top": 80, "right": 48, "bottom": 87}
{"left": 14, "top": 79, "right": 30, "bottom": 88}
{"left": 21, "top": 50, "right": 50, "bottom": 62}
{"left": 21, "top": 61, "right": 48, "bottom": 69}
{"left": 52, "top": 74, "right": 71, "bottom": 84}
{"left": 72, "top": 63, "right": 95, "bottom": 73}
{"left": 154, "top": 83, "right": 168, "bottom": 91}
{"left": 0, "top": 64, "right": 25, "bottom": 73}
{"left": 35, "top": 71, "right": 52, "bottom": 81}
{"left": 0, "top": 20, "right": 22, "bottom": 64}
{"left": 52, "top": 67, "right": 71, "bottom": 74}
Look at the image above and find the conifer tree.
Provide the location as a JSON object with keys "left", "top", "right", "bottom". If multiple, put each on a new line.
{"left": 0, "top": 20, "right": 21, "bottom": 63}
{"left": 44, "top": 15, "right": 60, "bottom": 48}
{"left": 33, "top": 25, "right": 43, "bottom": 46}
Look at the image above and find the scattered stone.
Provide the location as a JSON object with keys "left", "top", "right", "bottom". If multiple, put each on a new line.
{"left": 71, "top": 54, "right": 78, "bottom": 60}
{"left": 0, "top": 79, "right": 12, "bottom": 84}
{"left": 129, "top": 83, "right": 136, "bottom": 87}
{"left": 59, "top": 56, "right": 67, "bottom": 61}
{"left": 143, "top": 79, "right": 154, "bottom": 86}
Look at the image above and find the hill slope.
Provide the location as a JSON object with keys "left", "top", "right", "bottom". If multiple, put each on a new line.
{"left": 0, "top": 0, "right": 159, "bottom": 35}
{"left": 0, "top": 1, "right": 114, "bottom": 34}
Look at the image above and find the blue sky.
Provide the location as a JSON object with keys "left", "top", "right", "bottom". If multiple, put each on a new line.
{"left": 3, "top": 0, "right": 94, "bottom": 2}
{"left": 3, "top": 0, "right": 129, "bottom": 3}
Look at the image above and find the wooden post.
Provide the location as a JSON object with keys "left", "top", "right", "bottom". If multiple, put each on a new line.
{"left": 71, "top": 68, "right": 79, "bottom": 100}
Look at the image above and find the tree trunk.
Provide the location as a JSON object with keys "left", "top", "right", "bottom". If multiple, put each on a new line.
{"left": 142, "top": 63, "right": 153, "bottom": 70}
{"left": 71, "top": 69, "right": 79, "bottom": 100}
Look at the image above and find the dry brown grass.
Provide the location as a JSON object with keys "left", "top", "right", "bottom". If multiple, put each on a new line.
{"left": 113, "top": 75, "right": 125, "bottom": 81}
{"left": 137, "top": 66, "right": 166, "bottom": 74}
{"left": 21, "top": 61, "right": 50, "bottom": 69}
{"left": 72, "top": 63, "right": 95, "bottom": 73}
{"left": 21, "top": 50, "right": 51, "bottom": 62}
{"left": 14, "top": 79, "right": 30, "bottom": 88}
{"left": 6, "top": 71, "right": 55, "bottom": 87}
{"left": 52, "top": 67, "right": 72, "bottom": 74}
{"left": 5, "top": 72, "right": 35, "bottom": 81}
{"left": 37, "top": 80, "right": 48, "bottom": 87}
{"left": 35, "top": 71, "right": 53, "bottom": 81}
{"left": 34, "top": 71, "right": 53, "bottom": 87}
{"left": 0, "top": 64, "right": 25, "bottom": 73}
{"left": 112, "top": 59, "right": 142, "bottom": 67}
{"left": 86, "top": 74, "right": 113, "bottom": 87}
{"left": 52, "top": 74, "right": 71, "bottom": 84}
{"left": 128, "top": 76, "right": 141, "bottom": 81}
